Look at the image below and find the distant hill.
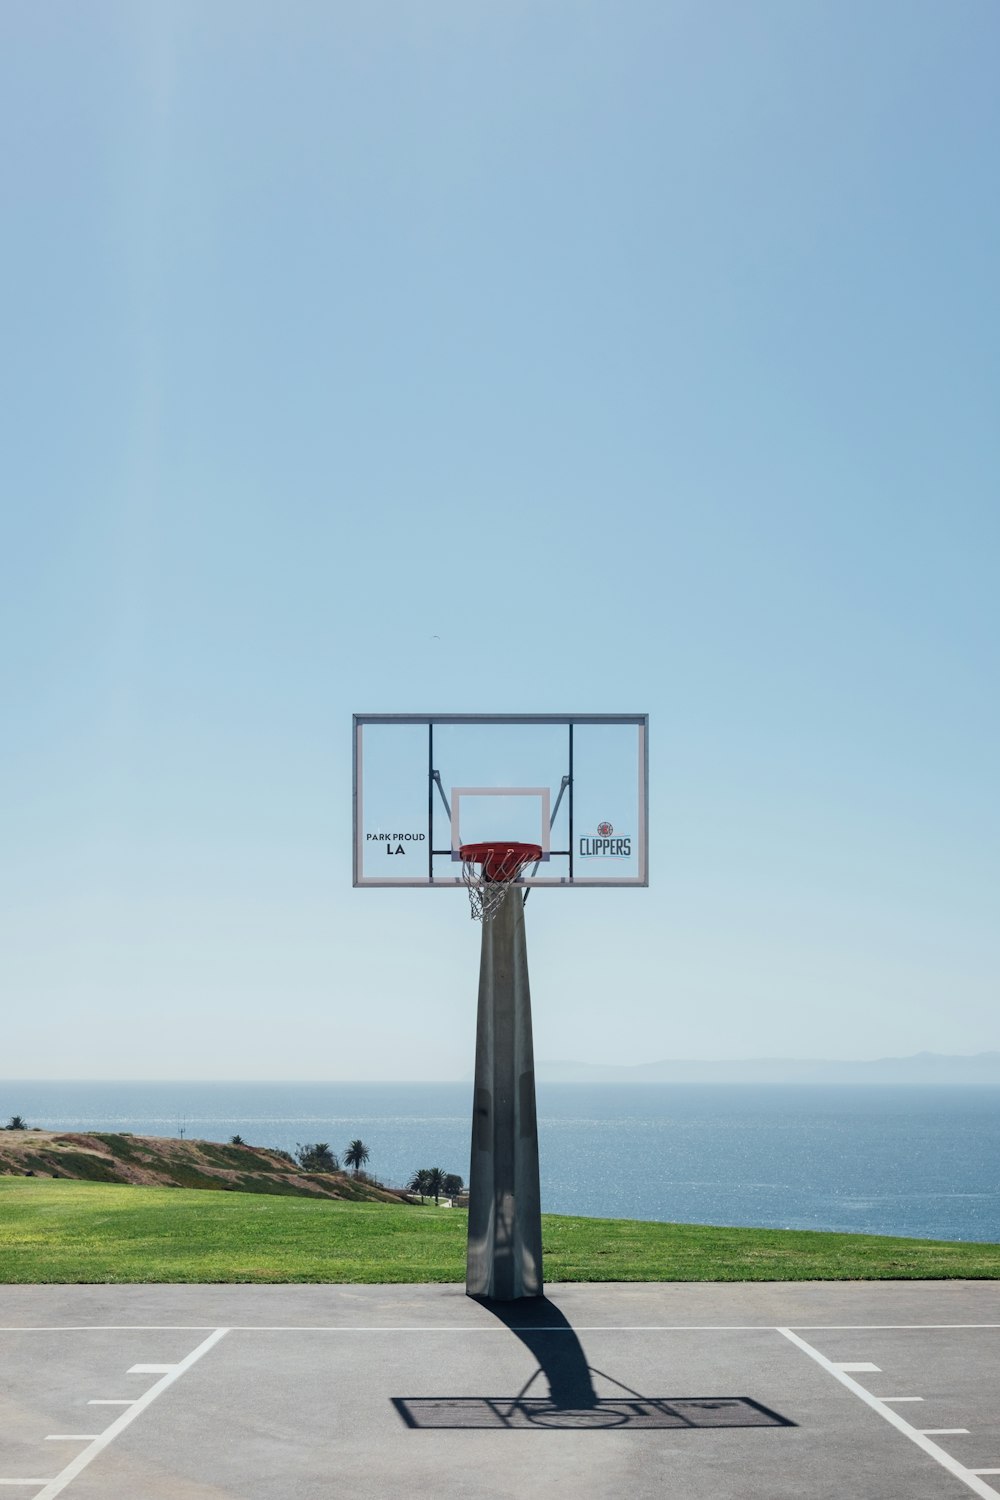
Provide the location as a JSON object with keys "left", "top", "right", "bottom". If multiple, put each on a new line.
{"left": 0, "top": 1131, "right": 408, "bottom": 1201}
{"left": 537, "top": 1052, "right": 1000, "bottom": 1084}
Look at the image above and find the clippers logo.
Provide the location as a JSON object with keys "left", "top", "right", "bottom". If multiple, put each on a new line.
{"left": 579, "top": 821, "right": 631, "bottom": 859}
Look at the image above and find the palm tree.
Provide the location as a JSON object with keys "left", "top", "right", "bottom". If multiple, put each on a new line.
{"left": 408, "top": 1168, "right": 431, "bottom": 1200}
{"left": 229, "top": 1135, "right": 246, "bottom": 1146}
{"left": 425, "top": 1166, "right": 446, "bottom": 1204}
{"left": 6, "top": 1115, "right": 27, "bottom": 1131}
{"left": 343, "top": 1139, "right": 370, "bottom": 1178}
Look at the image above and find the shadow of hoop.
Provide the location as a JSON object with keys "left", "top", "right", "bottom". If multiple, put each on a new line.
{"left": 392, "top": 1297, "right": 796, "bottom": 1432}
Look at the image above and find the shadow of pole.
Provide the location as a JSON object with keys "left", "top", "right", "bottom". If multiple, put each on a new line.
{"left": 473, "top": 1294, "right": 598, "bottom": 1408}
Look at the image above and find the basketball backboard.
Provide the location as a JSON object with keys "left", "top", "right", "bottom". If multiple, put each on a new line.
{"left": 352, "top": 714, "right": 648, "bottom": 888}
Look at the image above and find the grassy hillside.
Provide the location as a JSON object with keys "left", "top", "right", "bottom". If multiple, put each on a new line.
{"left": 0, "top": 1179, "right": 997, "bottom": 1284}
{"left": 0, "top": 1131, "right": 403, "bottom": 1202}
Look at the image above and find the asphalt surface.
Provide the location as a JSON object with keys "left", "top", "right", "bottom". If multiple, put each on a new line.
{"left": 2, "top": 1280, "right": 999, "bottom": 1499}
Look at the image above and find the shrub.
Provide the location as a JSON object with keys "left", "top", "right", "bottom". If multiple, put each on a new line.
{"left": 295, "top": 1143, "right": 339, "bottom": 1173}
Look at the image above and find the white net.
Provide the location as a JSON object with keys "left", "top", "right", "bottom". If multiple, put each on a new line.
{"left": 460, "top": 846, "right": 537, "bottom": 923}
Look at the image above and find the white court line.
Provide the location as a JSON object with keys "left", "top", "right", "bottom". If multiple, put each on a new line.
{"left": 44, "top": 1438, "right": 98, "bottom": 1443}
{"left": 1, "top": 1320, "right": 1000, "bottom": 1338}
{"left": 835, "top": 1362, "right": 881, "bottom": 1372}
{"left": 879, "top": 1396, "right": 924, "bottom": 1402}
{"left": 922, "top": 1429, "right": 971, "bottom": 1435}
{"left": 0, "top": 1323, "right": 792, "bottom": 1334}
{"left": 216, "top": 1324, "right": 992, "bottom": 1337}
{"left": 0, "top": 1484, "right": 56, "bottom": 1488}
{"left": 32, "top": 1327, "right": 228, "bottom": 1500}
{"left": 127, "top": 1363, "right": 175, "bottom": 1374}
{"left": 74, "top": 1324, "right": 754, "bottom": 1336}
{"left": 86, "top": 1401, "right": 134, "bottom": 1407}
{"left": 793, "top": 1324, "right": 1000, "bottom": 1332}
{"left": 778, "top": 1327, "right": 1000, "bottom": 1500}
{"left": 973, "top": 1472, "right": 1000, "bottom": 1477}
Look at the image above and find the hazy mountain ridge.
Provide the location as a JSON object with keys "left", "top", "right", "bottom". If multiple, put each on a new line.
{"left": 537, "top": 1052, "right": 1000, "bottom": 1084}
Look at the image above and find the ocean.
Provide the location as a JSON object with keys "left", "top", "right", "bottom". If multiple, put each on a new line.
{"left": 2, "top": 1081, "right": 998, "bottom": 1243}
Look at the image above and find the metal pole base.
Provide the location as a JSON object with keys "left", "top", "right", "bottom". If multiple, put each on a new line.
{"left": 466, "top": 889, "right": 543, "bottom": 1301}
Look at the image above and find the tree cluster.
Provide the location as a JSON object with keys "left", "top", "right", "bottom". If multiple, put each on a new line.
{"left": 293, "top": 1138, "right": 372, "bottom": 1176}
{"left": 408, "top": 1168, "right": 464, "bottom": 1203}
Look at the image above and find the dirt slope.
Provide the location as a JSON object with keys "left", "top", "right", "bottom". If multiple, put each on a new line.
{"left": 0, "top": 1131, "right": 407, "bottom": 1202}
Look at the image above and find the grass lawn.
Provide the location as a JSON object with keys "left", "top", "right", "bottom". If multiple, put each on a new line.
{"left": 1, "top": 1179, "right": 997, "bottom": 1284}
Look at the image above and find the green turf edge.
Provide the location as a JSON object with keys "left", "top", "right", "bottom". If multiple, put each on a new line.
{"left": 0, "top": 1179, "right": 997, "bottom": 1284}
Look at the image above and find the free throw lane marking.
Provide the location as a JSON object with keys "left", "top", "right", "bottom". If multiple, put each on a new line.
{"left": 33, "top": 1328, "right": 229, "bottom": 1500}
{"left": 778, "top": 1328, "right": 1000, "bottom": 1500}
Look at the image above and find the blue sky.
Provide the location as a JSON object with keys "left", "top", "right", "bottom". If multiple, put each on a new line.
{"left": 2, "top": 2, "right": 998, "bottom": 1079}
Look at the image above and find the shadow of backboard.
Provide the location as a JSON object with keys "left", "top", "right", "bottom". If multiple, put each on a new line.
{"left": 393, "top": 1294, "right": 794, "bottom": 1433}
{"left": 392, "top": 1394, "right": 794, "bottom": 1431}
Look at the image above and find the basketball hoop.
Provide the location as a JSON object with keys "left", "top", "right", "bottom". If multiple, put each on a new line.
{"left": 459, "top": 842, "right": 543, "bottom": 923}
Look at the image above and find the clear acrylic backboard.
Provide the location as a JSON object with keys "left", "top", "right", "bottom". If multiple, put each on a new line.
{"left": 352, "top": 714, "right": 648, "bottom": 888}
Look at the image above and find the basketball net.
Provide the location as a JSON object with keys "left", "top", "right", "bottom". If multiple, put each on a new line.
{"left": 460, "top": 846, "right": 539, "bottom": 923}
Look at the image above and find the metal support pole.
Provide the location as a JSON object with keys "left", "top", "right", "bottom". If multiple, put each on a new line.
{"left": 466, "top": 890, "right": 543, "bottom": 1301}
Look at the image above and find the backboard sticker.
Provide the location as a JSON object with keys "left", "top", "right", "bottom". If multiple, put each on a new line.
{"left": 367, "top": 830, "right": 427, "bottom": 859}
{"left": 578, "top": 821, "right": 632, "bottom": 859}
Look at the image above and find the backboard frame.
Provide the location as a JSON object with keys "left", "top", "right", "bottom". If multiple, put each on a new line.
{"left": 352, "top": 713, "right": 649, "bottom": 889}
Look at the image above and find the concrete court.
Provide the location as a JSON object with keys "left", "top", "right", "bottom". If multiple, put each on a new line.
{"left": 1, "top": 1280, "right": 999, "bottom": 1500}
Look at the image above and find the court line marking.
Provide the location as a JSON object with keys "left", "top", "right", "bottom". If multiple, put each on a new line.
{"left": 4, "top": 1321, "right": 1000, "bottom": 1339}
{"left": 922, "top": 1429, "right": 971, "bottom": 1436}
{"left": 0, "top": 1323, "right": 775, "bottom": 1335}
{"left": 32, "top": 1327, "right": 228, "bottom": 1500}
{"left": 835, "top": 1362, "right": 881, "bottom": 1372}
{"left": 127, "top": 1363, "right": 176, "bottom": 1374}
{"left": 778, "top": 1327, "right": 1000, "bottom": 1500}
{"left": 879, "top": 1396, "right": 924, "bottom": 1402}
{"left": 221, "top": 1324, "right": 776, "bottom": 1333}
{"left": 86, "top": 1401, "right": 134, "bottom": 1407}
{"left": 793, "top": 1325, "right": 1000, "bottom": 1332}
{"left": 43, "top": 1438, "right": 98, "bottom": 1443}
{"left": 0, "top": 1482, "right": 56, "bottom": 1487}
